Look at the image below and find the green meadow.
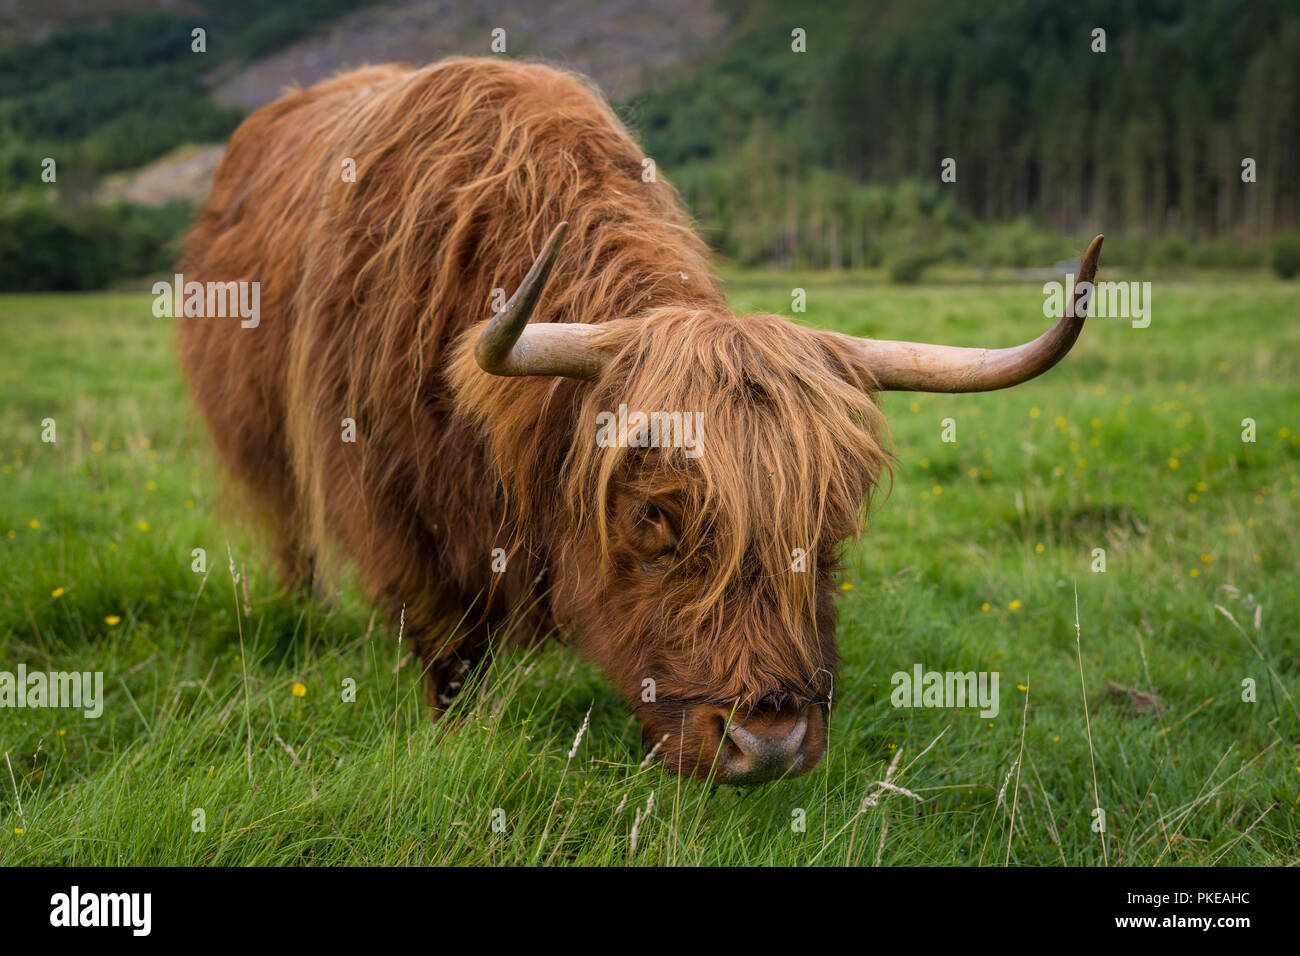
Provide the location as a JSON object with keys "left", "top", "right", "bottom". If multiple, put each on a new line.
{"left": 1, "top": 274, "right": 1297, "bottom": 865}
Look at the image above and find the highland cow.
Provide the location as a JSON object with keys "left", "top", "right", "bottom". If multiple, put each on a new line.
{"left": 178, "top": 57, "right": 1101, "bottom": 784}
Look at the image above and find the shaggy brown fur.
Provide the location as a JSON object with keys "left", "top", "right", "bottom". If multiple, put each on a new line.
{"left": 179, "top": 57, "right": 889, "bottom": 781}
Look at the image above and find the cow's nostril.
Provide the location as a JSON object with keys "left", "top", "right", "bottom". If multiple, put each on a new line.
{"left": 717, "top": 712, "right": 810, "bottom": 784}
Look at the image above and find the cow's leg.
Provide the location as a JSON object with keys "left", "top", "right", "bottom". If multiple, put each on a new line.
{"left": 269, "top": 527, "right": 317, "bottom": 596}
{"left": 411, "top": 616, "right": 493, "bottom": 711}
{"left": 322, "top": 451, "right": 519, "bottom": 715}
{"left": 383, "top": 596, "right": 494, "bottom": 713}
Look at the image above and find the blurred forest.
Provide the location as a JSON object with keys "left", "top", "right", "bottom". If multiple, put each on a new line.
{"left": 2, "top": 0, "right": 1298, "bottom": 289}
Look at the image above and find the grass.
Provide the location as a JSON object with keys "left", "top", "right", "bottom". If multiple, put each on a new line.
{"left": 1, "top": 273, "right": 1297, "bottom": 865}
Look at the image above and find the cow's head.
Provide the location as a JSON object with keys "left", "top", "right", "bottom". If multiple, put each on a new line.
{"left": 460, "top": 223, "right": 1102, "bottom": 784}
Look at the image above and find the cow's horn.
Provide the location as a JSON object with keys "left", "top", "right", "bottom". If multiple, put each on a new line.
{"left": 474, "top": 221, "right": 610, "bottom": 381}
{"left": 837, "top": 235, "right": 1103, "bottom": 392}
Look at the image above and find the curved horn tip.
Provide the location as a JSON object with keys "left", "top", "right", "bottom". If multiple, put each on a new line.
{"left": 476, "top": 219, "right": 572, "bottom": 370}
{"left": 526, "top": 220, "right": 570, "bottom": 280}
{"left": 473, "top": 219, "right": 609, "bottom": 380}
{"left": 850, "top": 235, "right": 1106, "bottom": 393}
{"left": 1082, "top": 234, "right": 1104, "bottom": 268}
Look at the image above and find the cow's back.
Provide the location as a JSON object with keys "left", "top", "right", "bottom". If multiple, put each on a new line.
{"left": 177, "top": 57, "right": 722, "bottom": 613}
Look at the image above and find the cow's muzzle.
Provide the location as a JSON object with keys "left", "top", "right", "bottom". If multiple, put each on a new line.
{"left": 703, "top": 703, "right": 825, "bottom": 785}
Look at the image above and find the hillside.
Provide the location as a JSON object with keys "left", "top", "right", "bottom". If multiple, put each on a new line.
{"left": 3, "top": 0, "right": 1299, "bottom": 290}
{"left": 211, "top": 0, "right": 729, "bottom": 110}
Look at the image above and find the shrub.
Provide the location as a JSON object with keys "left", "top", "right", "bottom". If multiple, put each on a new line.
{"left": 0, "top": 200, "right": 190, "bottom": 292}
{"left": 888, "top": 252, "right": 932, "bottom": 284}
{"left": 1270, "top": 235, "right": 1300, "bottom": 279}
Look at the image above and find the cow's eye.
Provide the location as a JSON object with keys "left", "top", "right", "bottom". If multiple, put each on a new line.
{"left": 631, "top": 502, "right": 676, "bottom": 567}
